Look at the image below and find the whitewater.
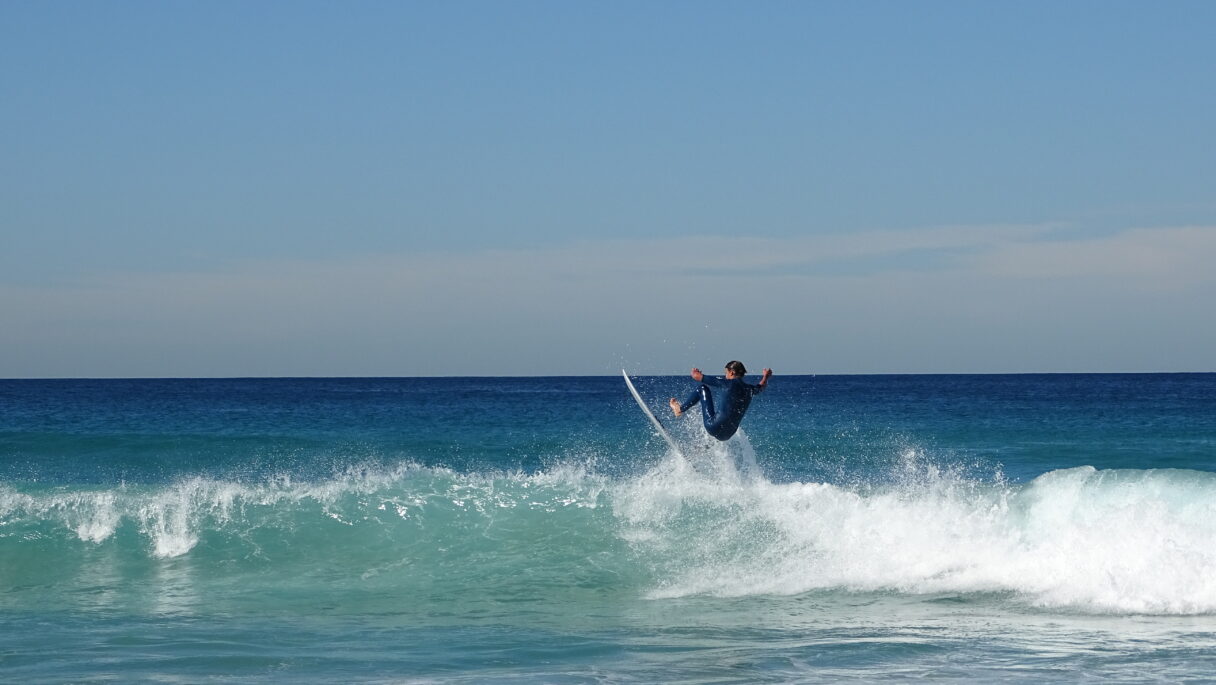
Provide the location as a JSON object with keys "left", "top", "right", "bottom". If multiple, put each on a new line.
{"left": 7, "top": 446, "right": 1216, "bottom": 617}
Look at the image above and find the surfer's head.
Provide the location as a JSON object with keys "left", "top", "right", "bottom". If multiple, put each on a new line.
{"left": 725, "top": 361, "right": 747, "bottom": 378}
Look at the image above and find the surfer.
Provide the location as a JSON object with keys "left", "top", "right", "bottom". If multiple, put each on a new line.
{"left": 669, "top": 361, "right": 771, "bottom": 441}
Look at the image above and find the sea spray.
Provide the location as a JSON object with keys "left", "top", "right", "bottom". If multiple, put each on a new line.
{"left": 0, "top": 462, "right": 630, "bottom": 618}
{"left": 617, "top": 444, "right": 1216, "bottom": 615}
{"left": 6, "top": 447, "right": 1216, "bottom": 616}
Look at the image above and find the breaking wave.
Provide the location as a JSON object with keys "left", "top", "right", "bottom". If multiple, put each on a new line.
{"left": 5, "top": 439, "right": 1216, "bottom": 615}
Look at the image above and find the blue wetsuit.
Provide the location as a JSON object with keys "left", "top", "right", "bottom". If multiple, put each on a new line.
{"left": 679, "top": 375, "right": 765, "bottom": 441}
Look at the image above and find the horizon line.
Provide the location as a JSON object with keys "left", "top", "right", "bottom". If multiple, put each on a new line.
{"left": 3, "top": 370, "right": 1213, "bottom": 381}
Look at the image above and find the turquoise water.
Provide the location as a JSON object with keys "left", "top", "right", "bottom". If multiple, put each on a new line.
{"left": 2, "top": 374, "right": 1216, "bottom": 682}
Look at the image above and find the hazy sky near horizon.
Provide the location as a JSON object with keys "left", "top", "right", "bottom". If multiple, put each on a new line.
{"left": 3, "top": 1, "right": 1214, "bottom": 377}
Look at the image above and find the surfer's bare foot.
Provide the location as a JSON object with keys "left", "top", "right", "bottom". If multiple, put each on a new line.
{"left": 669, "top": 398, "right": 682, "bottom": 416}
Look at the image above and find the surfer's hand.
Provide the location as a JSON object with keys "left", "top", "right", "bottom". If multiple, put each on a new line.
{"left": 762, "top": 368, "right": 772, "bottom": 380}
{"left": 691, "top": 368, "right": 703, "bottom": 382}
{"left": 669, "top": 398, "right": 683, "bottom": 416}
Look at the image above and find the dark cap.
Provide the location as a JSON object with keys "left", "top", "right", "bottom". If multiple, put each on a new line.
{"left": 725, "top": 360, "right": 747, "bottom": 376}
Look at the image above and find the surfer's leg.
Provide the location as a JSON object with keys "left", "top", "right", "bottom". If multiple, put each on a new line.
{"left": 681, "top": 388, "right": 702, "bottom": 409}
{"left": 698, "top": 385, "right": 716, "bottom": 422}
{"left": 672, "top": 388, "right": 701, "bottom": 417}
{"left": 698, "top": 386, "right": 733, "bottom": 440}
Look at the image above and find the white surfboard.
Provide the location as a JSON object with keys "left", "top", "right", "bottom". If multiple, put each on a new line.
{"left": 622, "top": 369, "right": 683, "bottom": 455}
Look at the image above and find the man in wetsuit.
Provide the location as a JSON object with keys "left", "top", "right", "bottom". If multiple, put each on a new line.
{"left": 668, "top": 361, "right": 772, "bottom": 441}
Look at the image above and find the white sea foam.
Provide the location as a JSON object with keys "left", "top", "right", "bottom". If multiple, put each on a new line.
{"left": 615, "top": 440, "right": 1216, "bottom": 615}
{"left": 0, "top": 462, "right": 609, "bottom": 560}
{"left": 7, "top": 447, "right": 1216, "bottom": 615}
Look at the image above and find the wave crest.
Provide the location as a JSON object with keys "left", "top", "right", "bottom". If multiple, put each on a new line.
{"left": 6, "top": 448, "right": 1216, "bottom": 615}
{"left": 619, "top": 443, "right": 1216, "bottom": 615}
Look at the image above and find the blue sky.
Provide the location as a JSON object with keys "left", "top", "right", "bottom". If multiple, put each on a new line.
{"left": 3, "top": 1, "right": 1214, "bottom": 376}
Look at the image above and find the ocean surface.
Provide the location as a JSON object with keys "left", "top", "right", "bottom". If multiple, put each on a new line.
{"left": 2, "top": 373, "right": 1216, "bottom": 683}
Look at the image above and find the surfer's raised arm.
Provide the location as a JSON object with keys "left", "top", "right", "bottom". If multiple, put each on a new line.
{"left": 757, "top": 368, "right": 773, "bottom": 392}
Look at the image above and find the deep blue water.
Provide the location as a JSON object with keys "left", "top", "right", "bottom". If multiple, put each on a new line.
{"left": 2, "top": 374, "right": 1216, "bottom": 682}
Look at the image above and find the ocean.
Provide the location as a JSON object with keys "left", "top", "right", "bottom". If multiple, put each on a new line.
{"left": 2, "top": 373, "right": 1215, "bottom": 682}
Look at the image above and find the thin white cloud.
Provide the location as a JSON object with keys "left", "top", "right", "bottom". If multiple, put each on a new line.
{"left": 539, "top": 223, "right": 1059, "bottom": 275}
{"left": 967, "top": 225, "right": 1216, "bottom": 287}
{"left": 2, "top": 224, "right": 1213, "bottom": 376}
